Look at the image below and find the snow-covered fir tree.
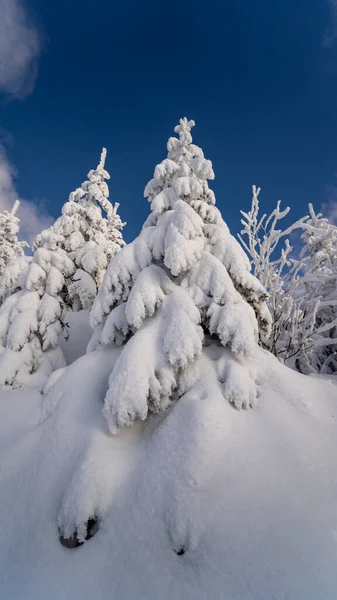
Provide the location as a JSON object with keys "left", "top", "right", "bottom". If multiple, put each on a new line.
{"left": 34, "top": 147, "right": 126, "bottom": 311}
{"left": 0, "top": 242, "right": 73, "bottom": 388}
{"left": 90, "top": 118, "right": 271, "bottom": 434}
{"left": 0, "top": 149, "right": 125, "bottom": 389}
{"left": 0, "top": 200, "right": 28, "bottom": 277}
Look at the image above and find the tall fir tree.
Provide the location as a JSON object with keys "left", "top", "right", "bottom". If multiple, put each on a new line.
{"left": 90, "top": 118, "right": 271, "bottom": 434}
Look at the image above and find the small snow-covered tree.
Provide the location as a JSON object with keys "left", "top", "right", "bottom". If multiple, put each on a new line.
{"left": 0, "top": 200, "right": 28, "bottom": 276}
{"left": 295, "top": 204, "right": 337, "bottom": 373}
{"left": 0, "top": 242, "right": 74, "bottom": 389}
{"left": 0, "top": 149, "right": 125, "bottom": 389}
{"left": 90, "top": 118, "right": 271, "bottom": 434}
{"left": 239, "top": 186, "right": 308, "bottom": 358}
{"left": 34, "top": 148, "right": 126, "bottom": 311}
{"left": 239, "top": 192, "right": 337, "bottom": 374}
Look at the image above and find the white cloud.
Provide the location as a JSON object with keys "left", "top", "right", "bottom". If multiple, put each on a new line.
{"left": 323, "top": 0, "right": 337, "bottom": 48}
{"left": 0, "top": 143, "right": 53, "bottom": 247}
{"left": 0, "top": 2, "right": 49, "bottom": 245}
{"left": 320, "top": 181, "right": 337, "bottom": 224}
{"left": 321, "top": 200, "right": 337, "bottom": 224}
{"left": 0, "top": 0, "right": 41, "bottom": 99}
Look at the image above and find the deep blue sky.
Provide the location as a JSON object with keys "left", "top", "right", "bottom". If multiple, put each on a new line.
{"left": 1, "top": 0, "right": 337, "bottom": 242}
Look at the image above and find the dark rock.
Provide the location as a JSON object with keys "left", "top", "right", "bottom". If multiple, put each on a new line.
{"left": 59, "top": 517, "right": 98, "bottom": 549}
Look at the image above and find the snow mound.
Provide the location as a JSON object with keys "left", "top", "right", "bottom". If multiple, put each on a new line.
{"left": 0, "top": 348, "right": 337, "bottom": 599}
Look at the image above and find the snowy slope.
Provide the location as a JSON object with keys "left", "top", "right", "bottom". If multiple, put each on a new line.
{"left": 0, "top": 348, "right": 337, "bottom": 600}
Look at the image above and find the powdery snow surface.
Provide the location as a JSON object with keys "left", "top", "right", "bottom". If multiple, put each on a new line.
{"left": 0, "top": 347, "right": 337, "bottom": 599}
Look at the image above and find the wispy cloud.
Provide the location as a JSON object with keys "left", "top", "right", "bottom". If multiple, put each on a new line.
{"left": 0, "top": 2, "right": 50, "bottom": 245}
{"left": 321, "top": 182, "right": 337, "bottom": 224}
{"left": 321, "top": 200, "right": 337, "bottom": 224}
{"left": 0, "top": 0, "right": 42, "bottom": 99}
{"left": 0, "top": 142, "right": 53, "bottom": 247}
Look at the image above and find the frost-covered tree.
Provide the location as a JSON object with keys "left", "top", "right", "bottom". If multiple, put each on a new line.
{"left": 239, "top": 192, "right": 337, "bottom": 374}
{"left": 90, "top": 118, "right": 271, "bottom": 434}
{"left": 0, "top": 149, "right": 125, "bottom": 389}
{"left": 0, "top": 200, "right": 28, "bottom": 276}
{"left": 34, "top": 148, "right": 126, "bottom": 311}
{"left": 239, "top": 186, "right": 308, "bottom": 358}
{"left": 295, "top": 204, "right": 337, "bottom": 373}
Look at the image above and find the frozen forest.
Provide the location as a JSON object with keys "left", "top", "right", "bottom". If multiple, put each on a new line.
{"left": 0, "top": 122, "right": 336, "bottom": 389}
{"left": 0, "top": 119, "right": 337, "bottom": 600}
{"left": 1, "top": 0, "right": 337, "bottom": 597}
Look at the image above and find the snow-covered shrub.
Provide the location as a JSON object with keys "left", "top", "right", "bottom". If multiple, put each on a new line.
{"left": 90, "top": 118, "right": 271, "bottom": 434}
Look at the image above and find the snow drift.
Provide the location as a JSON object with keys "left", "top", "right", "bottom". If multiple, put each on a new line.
{"left": 0, "top": 347, "right": 336, "bottom": 600}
